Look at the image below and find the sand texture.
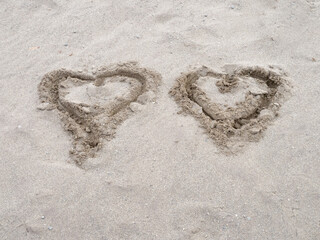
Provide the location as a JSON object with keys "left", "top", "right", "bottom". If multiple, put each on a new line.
{"left": 1, "top": 0, "right": 320, "bottom": 239}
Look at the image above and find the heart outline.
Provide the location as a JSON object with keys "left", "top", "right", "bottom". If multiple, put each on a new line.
{"left": 170, "top": 65, "right": 291, "bottom": 152}
{"left": 38, "top": 62, "right": 161, "bottom": 165}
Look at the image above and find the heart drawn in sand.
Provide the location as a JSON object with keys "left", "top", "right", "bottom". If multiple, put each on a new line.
{"left": 38, "top": 62, "right": 161, "bottom": 165}
{"left": 170, "top": 65, "right": 291, "bottom": 151}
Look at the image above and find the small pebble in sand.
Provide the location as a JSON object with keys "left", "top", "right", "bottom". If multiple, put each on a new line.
{"left": 48, "top": 226, "right": 53, "bottom": 230}
{"left": 191, "top": 104, "right": 203, "bottom": 115}
{"left": 129, "top": 102, "right": 143, "bottom": 112}
{"left": 82, "top": 107, "right": 90, "bottom": 113}
{"left": 64, "top": 44, "right": 68, "bottom": 47}
{"left": 41, "top": 216, "right": 45, "bottom": 219}
{"left": 258, "top": 109, "right": 275, "bottom": 120}
{"left": 249, "top": 127, "right": 261, "bottom": 134}
{"left": 37, "top": 102, "right": 51, "bottom": 111}
{"left": 18, "top": 125, "right": 22, "bottom": 129}
{"left": 210, "top": 120, "right": 217, "bottom": 128}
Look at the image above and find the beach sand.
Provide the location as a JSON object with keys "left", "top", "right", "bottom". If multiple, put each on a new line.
{"left": 1, "top": 0, "right": 320, "bottom": 239}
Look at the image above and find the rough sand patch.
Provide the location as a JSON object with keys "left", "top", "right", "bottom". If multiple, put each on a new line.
{"left": 38, "top": 62, "right": 161, "bottom": 165}
{"left": 169, "top": 65, "right": 291, "bottom": 152}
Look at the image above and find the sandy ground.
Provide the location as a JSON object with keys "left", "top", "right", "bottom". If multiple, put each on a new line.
{"left": 1, "top": 0, "right": 320, "bottom": 239}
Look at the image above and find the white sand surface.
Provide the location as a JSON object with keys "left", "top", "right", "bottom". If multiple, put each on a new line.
{"left": 1, "top": 0, "right": 320, "bottom": 239}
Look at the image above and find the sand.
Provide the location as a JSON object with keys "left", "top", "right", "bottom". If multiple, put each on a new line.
{"left": 1, "top": 0, "right": 320, "bottom": 239}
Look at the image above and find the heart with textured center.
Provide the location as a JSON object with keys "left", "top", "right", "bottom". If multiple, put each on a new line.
{"left": 38, "top": 62, "right": 161, "bottom": 165}
{"left": 170, "top": 65, "right": 291, "bottom": 151}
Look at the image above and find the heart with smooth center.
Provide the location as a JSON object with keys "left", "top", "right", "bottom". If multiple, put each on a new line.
{"left": 170, "top": 65, "right": 291, "bottom": 151}
{"left": 38, "top": 62, "right": 161, "bottom": 165}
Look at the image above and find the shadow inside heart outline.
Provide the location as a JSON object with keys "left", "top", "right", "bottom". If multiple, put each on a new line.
{"left": 38, "top": 62, "right": 161, "bottom": 165}
{"left": 169, "top": 64, "right": 291, "bottom": 152}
